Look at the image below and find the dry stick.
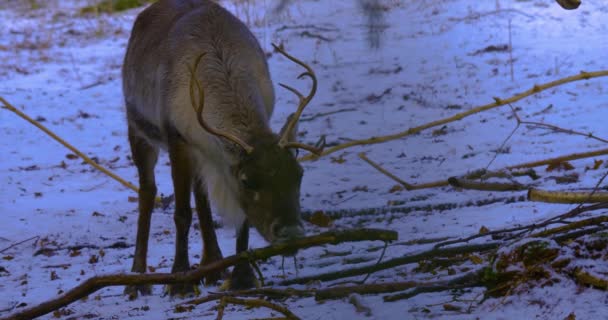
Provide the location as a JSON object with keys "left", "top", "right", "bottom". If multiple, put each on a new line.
{"left": 484, "top": 105, "right": 521, "bottom": 170}
{"left": 361, "top": 101, "right": 608, "bottom": 192}
{"left": 383, "top": 270, "right": 484, "bottom": 302}
{"left": 528, "top": 189, "right": 608, "bottom": 203}
{"left": 506, "top": 148, "right": 608, "bottom": 170}
{"left": 530, "top": 216, "right": 608, "bottom": 238}
{"left": 510, "top": 167, "right": 607, "bottom": 236}
{"left": 280, "top": 242, "right": 499, "bottom": 286}
{"left": 447, "top": 177, "right": 526, "bottom": 191}
{"left": 533, "top": 169, "right": 608, "bottom": 225}
{"left": 0, "top": 236, "right": 39, "bottom": 254}
{"left": 360, "top": 147, "right": 608, "bottom": 192}
{"left": 183, "top": 288, "right": 313, "bottom": 307}
{"left": 216, "top": 297, "right": 300, "bottom": 320}
{"left": 299, "top": 70, "right": 608, "bottom": 162}
{"left": 436, "top": 202, "right": 608, "bottom": 248}
{"left": 519, "top": 119, "right": 608, "bottom": 144}
{"left": 0, "top": 97, "right": 140, "bottom": 194}
{"left": 574, "top": 269, "right": 608, "bottom": 290}
{"left": 1, "top": 228, "right": 396, "bottom": 320}
{"left": 358, "top": 152, "right": 448, "bottom": 190}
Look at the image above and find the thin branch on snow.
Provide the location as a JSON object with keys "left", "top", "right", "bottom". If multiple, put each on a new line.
{"left": 528, "top": 189, "right": 608, "bottom": 203}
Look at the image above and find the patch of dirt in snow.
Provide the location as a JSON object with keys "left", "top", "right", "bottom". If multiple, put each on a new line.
{"left": 1, "top": 0, "right": 607, "bottom": 319}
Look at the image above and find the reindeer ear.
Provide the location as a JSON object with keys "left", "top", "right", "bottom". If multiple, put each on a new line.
{"left": 279, "top": 113, "right": 299, "bottom": 143}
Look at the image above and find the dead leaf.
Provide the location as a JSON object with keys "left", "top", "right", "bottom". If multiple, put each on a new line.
{"left": 128, "top": 196, "right": 138, "bottom": 203}
{"left": 443, "top": 304, "right": 461, "bottom": 311}
{"left": 88, "top": 255, "right": 99, "bottom": 264}
{"left": 389, "top": 184, "right": 404, "bottom": 193}
{"left": 148, "top": 266, "right": 156, "bottom": 272}
{"left": 65, "top": 154, "right": 78, "bottom": 160}
{"left": 586, "top": 159, "right": 604, "bottom": 171}
{"left": 479, "top": 226, "right": 490, "bottom": 234}
{"left": 69, "top": 249, "right": 81, "bottom": 257}
{"left": 469, "top": 255, "right": 484, "bottom": 265}
{"left": 2, "top": 255, "right": 14, "bottom": 261}
{"left": 50, "top": 270, "right": 60, "bottom": 280}
{"left": 546, "top": 161, "right": 574, "bottom": 172}
{"left": 563, "top": 312, "right": 576, "bottom": 320}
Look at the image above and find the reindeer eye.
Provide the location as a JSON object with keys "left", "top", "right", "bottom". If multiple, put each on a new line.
{"left": 240, "top": 173, "right": 256, "bottom": 189}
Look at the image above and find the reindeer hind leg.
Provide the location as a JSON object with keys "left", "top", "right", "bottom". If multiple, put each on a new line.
{"left": 125, "top": 125, "right": 159, "bottom": 299}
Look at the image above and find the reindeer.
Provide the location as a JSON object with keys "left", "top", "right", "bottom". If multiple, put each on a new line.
{"left": 122, "top": 0, "right": 321, "bottom": 296}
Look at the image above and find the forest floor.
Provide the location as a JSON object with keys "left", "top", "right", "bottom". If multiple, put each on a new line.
{"left": 1, "top": 0, "right": 607, "bottom": 319}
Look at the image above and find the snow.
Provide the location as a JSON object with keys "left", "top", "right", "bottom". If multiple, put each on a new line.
{"left": 1, "top": 0, "right": 607, "bottom": 319}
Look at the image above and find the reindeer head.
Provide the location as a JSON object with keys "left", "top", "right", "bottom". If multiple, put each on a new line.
{"left": 189, "top": 45, "right": 322, "bottom": 243}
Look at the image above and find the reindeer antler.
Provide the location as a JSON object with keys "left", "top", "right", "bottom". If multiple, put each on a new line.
{"left": 189, "top": 53, "right": 254, "bottom": 154}
{"left": 273, "top": 44, "right": 323, "bottom": 155}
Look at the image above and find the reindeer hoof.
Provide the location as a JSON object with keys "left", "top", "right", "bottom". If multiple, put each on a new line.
{"left": 164, "top": 283, "right": 200, "bottom": 297}
{"left": 124, "top": 284, "right": 152, "bottom": 300}
{"left": 220, "top": 262, "right": 259, "bottom": 290}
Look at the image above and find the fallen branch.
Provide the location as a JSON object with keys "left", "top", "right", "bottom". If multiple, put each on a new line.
{"left": 383, "top": 270, "right": 484, "bottom": 302}
{"left": 574, "top": 269, "right": 608, "bottom": 290}
{"left": 528, "top": 189, "right": 608, "bottom": 203}
{"left": 1, "top": 228, "right": 396, "bottom": 320}
{"left": 436, "top": 202, "right": 608, "bottom": 248}
{"left": 358, "top": 152, "right": 448, "bottom": 190}
{"left": 360, "top": 147, "right": 608, "bottom": 192}
{"left": 447, "top": 177, "right": 527, "bottom": 192}
{"left": 0, "top": 236, "right": 39, "bottom": 254}
{"left": 531, "top": 216, "right": 608, "bottom": 238}
{"left": 505, "top": 148, "right": 608, "bottom": 170}
{"left": 280, "top": 242, "right": 498, "bottom": 286}
{"left": 299, "top": 70, "right": 608, "bottom": 161}
{"left": 216, "top": 296, "right": 300, "bottom": 320}
{"left": 0, "top": 97, "right": 140, "bottom": 194}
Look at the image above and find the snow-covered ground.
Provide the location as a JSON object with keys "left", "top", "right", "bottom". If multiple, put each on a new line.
{"left": 1, "top": 0, "right": 607, "bottom": 319}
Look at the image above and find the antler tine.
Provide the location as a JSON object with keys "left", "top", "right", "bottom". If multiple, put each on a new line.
{"left": 189, "top": 53, "right": 254, "bottom": 154}
{"left": 282, "top": 142, "right": 323, "bottom": 155}
{"left": 273, "top": 44, "right": 318, "bottom": 148}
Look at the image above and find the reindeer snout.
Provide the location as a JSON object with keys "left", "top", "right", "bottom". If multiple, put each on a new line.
{"left": 273, "top": 224, "right": 305, "bottom": 243}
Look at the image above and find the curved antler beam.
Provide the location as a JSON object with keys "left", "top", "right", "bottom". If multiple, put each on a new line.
{"left": 189, "top": 53, "right": 254, "bottom": 154}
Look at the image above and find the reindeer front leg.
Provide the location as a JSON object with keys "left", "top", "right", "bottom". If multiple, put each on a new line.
{"left": 193, "top": 178, "right": 225, "bottom": 285}
{"left": 166, "top": 133, "right": 198, "bottom": 296}
{"left": 228, "top": 220, "right": 258, "bottom": 289}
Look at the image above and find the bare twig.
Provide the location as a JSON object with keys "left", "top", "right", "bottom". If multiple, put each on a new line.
{"left": 361, "top": 145, "right": 608, "bottom": 192}
{"left": 299, "top": 108, "right": 357, "bottom": 122}
{"left": 447, "top": 177, "right": 527, "bottom": 191}
{"left": 505, "top": 148, "right": 608, "bottom": 170}
{"left": 531, "top": 216, "right": 608, "bottom": 238}
{"left": 574, "top": 269, "right": 608, "bottom": 290}
{"left": 217, "top": 297, "right": 300, "bottom": 320}
{"left": 280, "top": 243, "right": 499, "bottom": 286}
{"left": 358, "top": 152, "right": 448, "bottom": 190}
{"left": 0, "top": 97, "right": 140, "bottom": 194}
{"left": 0, "top": 236, "right": 39, "bottom": 254}
{"left": 299, "top": 70, "right": 608, "bottom": 161}
{"left": 528, "top": 189, "right": 608, "bottom": 203}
